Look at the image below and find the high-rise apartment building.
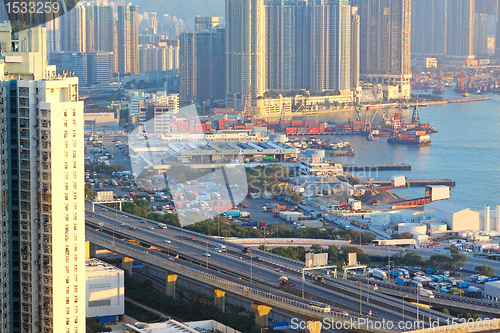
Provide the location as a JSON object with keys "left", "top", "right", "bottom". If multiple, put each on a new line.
{"left": 411, "top": 0, "right": 446, "bottom": 57}
{"left": 139, "top": 43, "right": 179, "bottom": 73}
{"left": 0, "top": 24, "right": 85, "bottom": 333}
{"left": 226, "top": 0, "right": 267, "bottom": 97}
{"left": 474, "top": 12, "right": 489, "bottom": 56}
{"left": 265, "top": 0, "right": 353, "bottom": 92}
{"left": 66, "top": 2, "right": 87, "bottom": 53}
{"left": 352, "top": 0, "right": 411, "bottom": 76}
{"left": 351, "top": 0, "right": 411, "bottom": 98}
{"left": 117, "top": 4, "right": 139, "bottom": 74}
{"left": 195, "top": 17, "right": 220, "bottom": 31}
{"left": 447, "top": 0, "right": 475, "bottom": 58}
{"left": 87, "top": 52, "right": 115, "bottom": 85}
{"left": 179, "top": 32, "right": 197, "bottom": 105}
{"left": 180, "top": 28, "right": 225, "bottom": 105}
{"left": 350, "top": 6, "right": 360, "bottom": 89}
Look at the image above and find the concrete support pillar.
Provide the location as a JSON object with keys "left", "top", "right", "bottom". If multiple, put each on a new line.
{"left": 485, "top": 205, "right": 490, "bottom": 231}
{"left": 122, "top": 257, "right": 134, "bottom": 274}
{"left": 305, "top": 320, "right": 322, "bottom": 333}
{"left": 251, "top": 303, "right": 272, "bottom": 327}
{"left": 213, "top": 289, "right": 225, "bottom": 312}
{"left": 166, "top": 272, "right": 178, "bottom": 298}
{"left": 85, "top": 241, "right": 96, "bottom": 259}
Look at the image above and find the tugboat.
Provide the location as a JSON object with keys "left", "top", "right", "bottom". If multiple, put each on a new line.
{"left": 387, "top": 98, "right": 431, "bottom": 146}
{"left": 367, "top": 133, "right": 376, "bottom": 141}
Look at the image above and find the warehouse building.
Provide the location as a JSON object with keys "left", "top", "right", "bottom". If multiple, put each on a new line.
{"left": 86, "top": 258, "right": 125, "bottom": 323}
{"left": 484, "top": 281, "right": 500, "bottom": 302}
{"left": 423, "top": 201, "right": 479, "bottom": 231}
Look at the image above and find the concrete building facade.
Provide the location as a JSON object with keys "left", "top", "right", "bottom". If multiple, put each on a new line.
{"left": 447, "top": 0, "right": 475, "bottom": 58}
{"left": 226, "top": 0, "right": 267, "bottom": 97}
{"left": 117, "top": 4, "right": 140, "bottom": 74}
{"left": 411, "top": 0, "right": 446, "bottom": 57}
{"left": 1, "top": 25, "right": 86, "bottom": 333}
{"left": 424, "top": 201, "right": 480, "bottom": 231}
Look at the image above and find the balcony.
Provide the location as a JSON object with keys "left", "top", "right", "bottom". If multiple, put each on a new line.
{"left": 21, "top": 222, "right": 31, "bottom": 231}
{"left": 43, "top": 225, "right": 51, "bottom": 234}
{"left": 43, "top": 236, "right": 52, "bottom": 245}
{"left": 43, "top": 246, "right": 52, "bottom": 255}
{"left": 43, "top": 277, "right": 52, "bottom": 286}
{"left": 43, "top": 309, "right": 53, "bottom": 318}
{"left": 21, "top": 263, "right": 31, "bottom": 273}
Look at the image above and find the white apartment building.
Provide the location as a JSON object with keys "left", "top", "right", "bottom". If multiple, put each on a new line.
{"left": 1, "top": 24, "right": 86, "bottom": 333}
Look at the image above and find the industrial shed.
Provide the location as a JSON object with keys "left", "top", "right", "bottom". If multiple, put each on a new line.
{"left": 424, "top": 201, "right": 479, "bottom": 231}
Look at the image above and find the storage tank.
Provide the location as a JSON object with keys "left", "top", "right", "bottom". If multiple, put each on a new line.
{"left": 305, "top": 149, "right": 325, "bottom": 159}
{"left": 370, "top": 213, "right": 391, "bottom": 226}
{"left": 398, "top": 223, "right": 427, "bottom": 234}
{"left": 428, "top": 223, "right": 447, "bottom": 232}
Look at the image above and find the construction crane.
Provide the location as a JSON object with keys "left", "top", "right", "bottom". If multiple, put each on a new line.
{"left": 354, "top": 103, "right": 361, "bottom": 121}
{"left": 242, "top": 85, "right": 253, "bottom": 123}
{"left": 411, "top": 93, "right": 420, "bottom": 126}
{"left": 363, "top": 107, "right": 380, "bottom": 133}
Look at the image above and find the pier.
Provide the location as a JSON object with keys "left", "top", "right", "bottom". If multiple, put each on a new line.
{"left": 343, "top": 164, "right": 411, "bottom": 171}
{"left": 365, "top": 178, "right": 455, "bottom": 187}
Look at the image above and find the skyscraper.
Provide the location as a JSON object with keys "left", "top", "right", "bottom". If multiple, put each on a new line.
{"left": 351, "top": 6, "right": 360, "bottom": 89}
{"left": 195, "top": 17, "right": 220, "bottom": 31}
{"left": 353, "top": 0, "right": 411, "bottom": 76}
{"left": 226, "top": 0, "right": 267, "bottom": 97}
{"left": 179, "top": 27, "right": 225, "bottom": 104}
{"left": 351, "top": 0, "right": 411, "bottom": 98}
{"left": 66, "top": 2, "right": 87, "bottom": 53}
{"left": 411, "top": 0, "right": 446, "bottom": 57}
{"left": 0, "top": 24, "right": 85, "bottom": 333}
{"left": 474, "top": 12, "right": 489, "bottom": 56}
{"left": 179, "top": 32, "right": 197, "bottom": 105}
{"left": 447, "top": 0, "right": 475, "bottom": 58}
{"left": 265, "top": 0, "right": 353, "bottom": 92}
{"left": 117, "top": 4, "right": 139, "bottom": 74}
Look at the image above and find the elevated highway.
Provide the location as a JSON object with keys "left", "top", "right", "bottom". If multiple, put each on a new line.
{"left": 84, "top": 201, "right": 499, "bottom": 326}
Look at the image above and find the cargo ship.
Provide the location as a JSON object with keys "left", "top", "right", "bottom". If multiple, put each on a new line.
{"left": 387, "top": 132, "right": 431, "bottom": 146}
{"left": 387, "top": 112, "right": 431, "bottom": 146}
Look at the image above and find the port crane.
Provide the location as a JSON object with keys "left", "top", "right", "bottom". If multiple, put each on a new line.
{"left": 411, "top": 94, "right": 420, "bottom": 126}
{"left": 363, "top": 107, "right": 380, "bottom": 133}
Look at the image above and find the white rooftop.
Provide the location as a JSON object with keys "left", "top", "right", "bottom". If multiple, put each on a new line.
{"left": 85, "top": 258, "right": 123, "bottom": 275}
{"left": 425, "top": 201, "right": 469, "bottom": 214}
{"left": 126, "top": 320, "right": 198, "bottom": 333}
{"left": 486, "top": 281, "right": 500, "bottom": 288}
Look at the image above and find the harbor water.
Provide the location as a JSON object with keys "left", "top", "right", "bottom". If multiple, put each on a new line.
{"left": 294, "top": 90, "right": 500, "bottom": 210}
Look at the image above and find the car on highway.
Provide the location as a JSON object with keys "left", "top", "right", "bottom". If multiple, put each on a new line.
{"left": 168, "top": 258, "right": 175, "bottom": 262}
{"left": 122, "top": 215, "right": 127, "bottom": 218}
{"left": 275, "top": 269, "right": 283, "bottom": 273}
{"left": 341, "top": 311, "right": 349, "bottom": 316}
{"left": 103, "top": 208, "right": 108, "bottom": 212}
{"left": 253, "top": 256, "right": 260, "bottom": 261}
{"left": 129, "top": 226, "right": 136, "bottom": 230}
{"left": 121, "top": 223, "right": 127, "bottom": 227}
{"left": 190, "top": 237, "right": 195, "bottom": 240}
{"left": 90, "top": 215, "right": 94, "bottom": 218}
{"left": 147, "top": 226, "right": 154, "bottom": 230}
{"left": 164, "top": 240, "right": 171, "bottom": 244}
{"left": 204, "top": 253, "right": 211, "bottom": 257}
{"left": 141, "top": 220, "right": 147, "bottom": 223}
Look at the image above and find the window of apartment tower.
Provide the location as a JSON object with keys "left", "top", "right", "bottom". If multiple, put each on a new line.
{"left": 65, "top": 141, "right": 68, "bottom": 149}
{"left": 66, "top": 329, "right": 70, "bottom": 333}
{"left": 73, "top": 193, "right": 77, "bottom": 200}
{"left": 66, "top": 277, "right": 69, "bottom": 284}
{"left": 73, "top": 140, "right": 76, "bottom": 148}
{"left": 66, "top": 307, "right": 69, "bottom": 314}
{"left": 74, "top": 295, "right": 78, "bottom": 303}
{"left": 72, "top": 120, "right": 76, "bottom": 127}
{"left": 65, "top": 172, "right": 69, "bottom": 180}
{"left": 72, "top": 131, "right": 76, "bottom": 138}
{"left": 64, "top": 111, "right": 67, "bottom": 117}
{"left": 74, "top": 224, "right": 77, "bottom": 230}
{"left": 66, "top": 287, "right": 69, "bottom": 294}
{"left": 64, "top": 162, "right": 68, "bottom": 170}
{"left": 65, "top": 204, "right": 68, "bottom": 211}
{"left": 65, "top": 194, "right": 69, "bottom": 201}
{"left": 66, "top": 297, "right": 69, "bottom": 304}
{"left": 63, "top": 131, "right": 67, "bottom": 139}
{"left": 65, "top": 215, "right": 69, "bottom": 222}
{"left": 64, "top": 152, "right": 68, "bottom": 159}
{"left": 74, "top": 286, "right": 78, "bottom": 293}
{"left": 73, "top": 151, "right": 76, "bottom": 158}
{"left": 63, "top": 120, "right": 67, "bottom": 128}
{"left": 73, "top": 182, "right": 77, "bottom": 190}
{"left": 73, "top": 171, "right": 77, "bottom": 179}
{"left": 66, "top": 266, "right": 69, "bottom": 274}
{"left": 74, "top": 317, "right": 78, "bottom": 324}
{"left": 73, "top": 213, "right": 77, "bottom": 221}
{"left": 65, "top": 183, "right": 69, "bottom": 190}
{"left": 72, "top": 161, "right": 76, "bottom": 168}
{"left": 65, "top": 318, "right": 69, "bottom": 325}
{"left": 72, "top": 110, "right": 76, "bottom": 117}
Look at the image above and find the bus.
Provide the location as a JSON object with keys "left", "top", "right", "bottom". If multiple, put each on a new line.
{"left": 157, "top": 223, "right": 168, "bottom": 229}
{"left": 308, "top": 301, "right": 331, "bottom": 312}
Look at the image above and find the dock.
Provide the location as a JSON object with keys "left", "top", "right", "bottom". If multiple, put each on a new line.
{"left": 343, "top": 164, "right": 411, "bottom": 171}
{"left": 365, "top": 178, "right": 455, "bottom": 187}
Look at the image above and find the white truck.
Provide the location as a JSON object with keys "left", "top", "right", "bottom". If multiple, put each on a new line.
{"left": 215, "top": 244, "right": 227, "bottom": 253}
{"left": 372, "top": 268, "right": 387, "bottom": 280}
{"left": 419, "top": 288, "right": 435, "bottom": 298}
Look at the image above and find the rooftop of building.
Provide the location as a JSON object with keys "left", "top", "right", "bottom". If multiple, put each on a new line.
{"left": 126, "top": 319, "right": 240, "bottom": 333}
{"left": 425, "top": 201, "right": 471, "bottom": 213}
{"left": 85, "top": 258, "right": 123, "bottom": 275}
